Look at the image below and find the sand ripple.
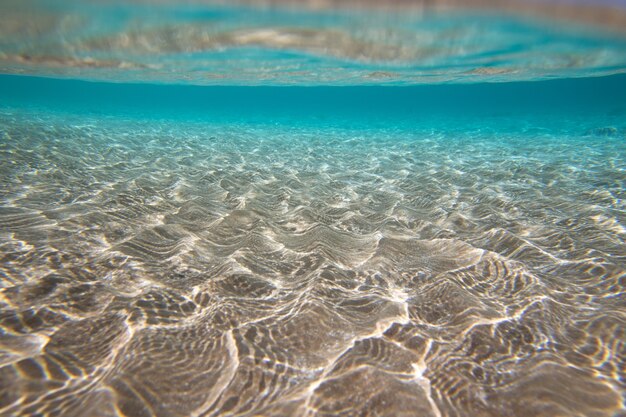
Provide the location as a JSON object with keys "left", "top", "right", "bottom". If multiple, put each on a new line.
{"left": 0, "top": 113, "right": 624, "bottom": 416}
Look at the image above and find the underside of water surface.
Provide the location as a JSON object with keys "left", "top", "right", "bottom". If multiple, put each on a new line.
{"left": 0, "top": 1, "right": 625, "bottom": 417}
{"left": 3, "top": 0, "right": 626, "bottom": 85}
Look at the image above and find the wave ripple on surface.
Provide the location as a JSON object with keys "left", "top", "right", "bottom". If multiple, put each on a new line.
{"left": 2, "top": 1, "right": 626, "bottom": 85}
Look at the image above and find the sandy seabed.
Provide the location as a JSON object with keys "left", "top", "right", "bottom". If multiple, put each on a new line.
{"left": 0, "top": 111, "right": 624, "bottom": 416}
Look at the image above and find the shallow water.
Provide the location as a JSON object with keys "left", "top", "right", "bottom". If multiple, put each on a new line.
{"left": 1, "top": 2, "right": 626, "bottom": 417}
{"left": 2, "top": 0, "right": 626, "bottom": 84}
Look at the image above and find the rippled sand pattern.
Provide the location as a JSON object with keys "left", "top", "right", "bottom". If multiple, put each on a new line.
{"left": 0, "top": 113, "right": 624, "bottom": 417}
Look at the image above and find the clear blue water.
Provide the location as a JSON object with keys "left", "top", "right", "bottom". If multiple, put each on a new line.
{"left": 2, "top": 0, "right": 626, "bottom": 84}
{"left": 0, "top": 2, "right": 625, "bottom": 417}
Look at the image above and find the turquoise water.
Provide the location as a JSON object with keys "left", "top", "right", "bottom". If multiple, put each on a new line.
{"left": 2, "top": 1, "right": 626, "bottom": 84}
{"left": 1, "top": 2, "right": 626, "bottom": 417}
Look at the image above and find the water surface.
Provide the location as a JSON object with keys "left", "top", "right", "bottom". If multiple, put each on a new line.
{"left": 0, "top": 2, "right": 625, "bottom": 417}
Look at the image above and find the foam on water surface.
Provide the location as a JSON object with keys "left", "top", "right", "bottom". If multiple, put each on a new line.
{"left": 0, "top": 1, "right": 625, "bottom": 417}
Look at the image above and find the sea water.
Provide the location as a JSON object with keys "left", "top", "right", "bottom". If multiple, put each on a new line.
{"left": 0, "top": 2, "right": 625, "bottom": 417}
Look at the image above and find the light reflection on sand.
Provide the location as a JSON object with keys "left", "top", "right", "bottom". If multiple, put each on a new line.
{"left": 0, "top": 110, "right": 624, "bottom": 416}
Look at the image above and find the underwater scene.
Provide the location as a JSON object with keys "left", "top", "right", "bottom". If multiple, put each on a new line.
{"left": 0, "top": 1, "right": 625, "bottom": 416}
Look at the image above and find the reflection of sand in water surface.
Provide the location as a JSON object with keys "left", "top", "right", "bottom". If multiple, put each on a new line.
{"left": 0, "top": 0, "right": 625, "bottom": 84}
{"left": 233, "top": 0, "right": 626, "bottom": 32}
